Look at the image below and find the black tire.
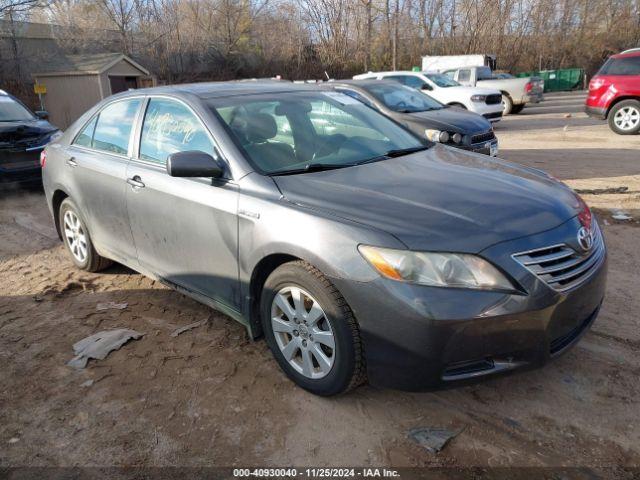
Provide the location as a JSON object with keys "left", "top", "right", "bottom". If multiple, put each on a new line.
{"left": 502, "top": 94, "right": 513, "bottom": 115}
{"left": 59, "top": 198, "right": 112, "bottom": 272}
{"left": 449, "top": 102, "right": 467, "bottom": 110}
{"left": 260, "top": 260, "right": 366, "bottom": 396}
{"left": 511, "top": 104, "right": 525, "bottom": 114}
{"left": 608, "top": 100, "right": 640, "bottom": 135}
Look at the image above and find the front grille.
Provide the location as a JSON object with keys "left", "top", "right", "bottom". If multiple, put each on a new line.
{"left": 512, "top": 223, "right": 605, "bottom": 292}
{"left": 483, "top": 111, "right": 502, "bottom": 120}
{"left": 486, "top": 94, "right": 502, "bottom": 105}
{"left": 0, "top": 134, "right": 47, "bottom": 152}
{"left": 470, "top": 130, "right": 495, "bottom": 144}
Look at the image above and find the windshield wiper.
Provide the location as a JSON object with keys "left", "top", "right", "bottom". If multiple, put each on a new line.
{"left": 270, "top": 162, "right": 352, "bottom": 176}
{"left": 270, "top": 146, "right": 431, "bottom": 175}
{"left": 383, "top": 146, "right": 431, "bottom": 157}
{"left": 353, "top": 145, "right": 431, "bottom": 166}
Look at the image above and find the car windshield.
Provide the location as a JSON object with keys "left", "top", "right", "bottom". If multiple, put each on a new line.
{"left": 0, "top": 95, "right": 35, "bottom": 122}
{"left": 424, "top": 73, "right": 461, "bottom": 88}
{"left": 209, "top": 90, "right": 427, "bottom": 175}
{"left": 363, "top": 84, "right": 443, "bottom": 113}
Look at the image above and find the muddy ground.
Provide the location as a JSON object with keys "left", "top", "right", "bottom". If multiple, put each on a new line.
{"left": 1, "top": 92, "right": 639, "bottom": 475}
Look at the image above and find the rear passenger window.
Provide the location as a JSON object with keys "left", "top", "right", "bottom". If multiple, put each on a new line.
{"left": 91, "top": 99, "right": 141, "bottom": 154}
{"left": 74, "top": 116, "right": 97, "bottom": 147}
{"left": 599, "top": 57, "right": 640, "bottom": 75}
{"left": 139, "top": 98, "right": 215, "bottom": 164}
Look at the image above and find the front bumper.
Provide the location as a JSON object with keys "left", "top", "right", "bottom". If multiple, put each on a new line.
{"left": 585, "top": 105, "right": 607, "bottom": 120}
{"left": 482, "top": 111, "right": 503, "bottom": 122}
{"left": 332, "top": 217, "right": 607, "bottom": 391}
{"left": 459, "top": 138, "right": 498, "bottom": 156}
{"left": 0, "top": 148, "right": 43, "bottom": 186}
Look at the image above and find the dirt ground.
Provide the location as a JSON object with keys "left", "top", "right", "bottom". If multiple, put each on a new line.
{"left": 1, "top": 92, "right": 639, "bottom": 474}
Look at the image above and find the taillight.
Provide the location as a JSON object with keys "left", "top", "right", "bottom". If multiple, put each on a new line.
{"left": 524, "top": 81, "right": 533, "bottom": 93}
{"left": 589, "top": 77, "right": 605, "bottom": 90}
{"left": 40, "top": 150, "right": 47, "bottom": 168}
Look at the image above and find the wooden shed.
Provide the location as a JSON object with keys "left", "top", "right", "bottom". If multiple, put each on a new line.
{"left": 32, "top": 53, "right": 154, "bottom": 129}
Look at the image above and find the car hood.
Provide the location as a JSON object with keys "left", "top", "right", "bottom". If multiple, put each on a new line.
{"left": 405, "top": 107, "right": 491, "bottom": 134}
{"left": 273, "top": 145, "right": 580, "bottom": 252}
{"left": 0, "top": 119, "right": 58, "bottom": 145}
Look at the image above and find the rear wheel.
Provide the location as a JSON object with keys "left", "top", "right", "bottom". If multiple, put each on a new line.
{"left": 59, "top": 198, "right": 112, "bottom": 272}
{"left": 608, "top": 100, "right": 640, "bottom": 135}
{"left": 261, "top": 260, "right": 365, "bottom": 396}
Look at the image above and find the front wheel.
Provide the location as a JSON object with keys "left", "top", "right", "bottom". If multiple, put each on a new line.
{"left": 261, "top": 261, "right": 366, "bottom": 396}
{"left": 502, "top": 94, "right": 513, "bottom": 115}
{"left": 511, "top": 104, "right": 525, "bottom": 114}
{"left": 608, "top": 100, "right": 640, "bottom": 135}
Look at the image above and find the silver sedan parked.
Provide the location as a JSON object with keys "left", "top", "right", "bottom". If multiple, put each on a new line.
{"left": 42, "top": 81, "right": 606, "bottom": 395}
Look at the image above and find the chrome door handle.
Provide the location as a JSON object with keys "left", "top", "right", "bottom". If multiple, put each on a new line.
{"left": 66, "top": 157, "right": 77, "bottom": 167}
{"left": 126, "top": 176, "right": 145, "bottom": 189}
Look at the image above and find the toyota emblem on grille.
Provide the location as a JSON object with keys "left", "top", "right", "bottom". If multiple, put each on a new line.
{"left": 577, "top": 227, "right": 593, "bottom": 252}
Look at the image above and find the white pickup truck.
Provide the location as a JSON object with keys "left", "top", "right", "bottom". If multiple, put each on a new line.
{"left": 441, "top": 66, "right": 544, "bottom": 114}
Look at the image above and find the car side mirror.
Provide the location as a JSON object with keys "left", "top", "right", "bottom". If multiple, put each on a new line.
{"left": 166, "top": 151, "right": 224, "bottom": 178}
{"left": 35, "top": 110, "right": 49, "bottom": 120}
{"left": 421, "top": 84, "right": 432, "bottom": 91}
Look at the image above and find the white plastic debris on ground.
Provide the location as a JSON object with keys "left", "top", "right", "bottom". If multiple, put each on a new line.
{"left": 67, "top": 329, "right": 143, "bottom": 369}
{"left": 96, "top": 302, "right": 128, "bottom": 311}
{"left": 407, "top": 427, "right": 463, "bottom": 453}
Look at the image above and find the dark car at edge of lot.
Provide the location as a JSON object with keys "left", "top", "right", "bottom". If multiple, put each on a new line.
{"left": 585, "top": 49, "right": 640, "bottom": 135}
{"left": 41, "top": 81, "right": 606, "bottom": 396}
{"left": 0, "top": 90, "right": 60, "bottom": 187}
{"left": 327, "top": 79, "right": 498, "bottom": 156}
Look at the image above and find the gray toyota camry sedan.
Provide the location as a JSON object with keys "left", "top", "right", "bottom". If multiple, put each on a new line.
{"left": 42, "top": 81, "right": 607, "bottom": 396}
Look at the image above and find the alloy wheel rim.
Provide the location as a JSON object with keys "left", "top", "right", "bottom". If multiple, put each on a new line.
{"left": 63, "top": 210, "right": 88, "bottom": 263}
{"left": 614, "top": 106, "right": 640, "bottom": 130}
{"left": 271, "top": 286, "right": 335, "bottom": 379}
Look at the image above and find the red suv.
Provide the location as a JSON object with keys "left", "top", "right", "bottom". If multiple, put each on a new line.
{"left": 586, "top": 49, "right": 640, "bottom": 135}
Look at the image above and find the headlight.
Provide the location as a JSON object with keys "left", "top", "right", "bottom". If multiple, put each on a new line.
{"left": 358, "top": 245, "right": 516, "bottom": 291}
{"left": 471, "top": 94, "right": 486, "bottom": 102}
{"left": 425, "top": 129, "right": 450, "bottom": 143}
{"left": 452, "top": 132, "right": 462, "bottom": 144}
{"left": 48, "top": 130, "right": 63, "bottom": 143}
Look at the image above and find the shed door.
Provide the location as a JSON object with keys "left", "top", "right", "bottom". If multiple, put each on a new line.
{"left": 110, "top": 76, "right": 138, "bottom": 94}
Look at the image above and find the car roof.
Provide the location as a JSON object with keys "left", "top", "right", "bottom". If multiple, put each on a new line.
{"left": 613, "top": 49, "right": 640, "bottom": 58}
{"left": 113, "top": 79, "right": 320, "bottom": 100}
{"left": 329, "top": 79, "right": 400, "bottom": 89}
{"left": 361, "top": 71, "right": 426, "bottom": 76}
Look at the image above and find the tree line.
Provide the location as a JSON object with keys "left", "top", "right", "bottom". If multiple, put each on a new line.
{"left": 3, "top": 0, "right": 640, "bottom": 86}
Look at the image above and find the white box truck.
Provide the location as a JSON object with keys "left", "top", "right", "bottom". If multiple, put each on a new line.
{"left": 422, "top": 54, "right": 497, "bottom": 72}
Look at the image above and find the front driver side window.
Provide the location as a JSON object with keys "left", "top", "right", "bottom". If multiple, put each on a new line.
{"left": 337, "top": 89, "right": 376, "bottom": 109}
{"left": 139, "top": 98, "right": 215, "bottom": 164}
{"left": 458, "top": 69, "right": 471, "bottom": 82}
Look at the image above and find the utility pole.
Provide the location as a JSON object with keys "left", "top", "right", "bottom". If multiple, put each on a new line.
{"left": 392, "top": 0, "right": 399, "bottom": 70}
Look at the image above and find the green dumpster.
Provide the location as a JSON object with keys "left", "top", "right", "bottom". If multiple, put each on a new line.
{"left": 516, "top": 68, "right": 584, "bottom": 92}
